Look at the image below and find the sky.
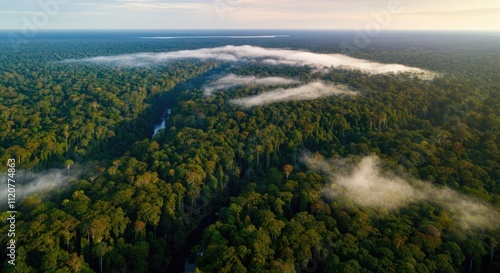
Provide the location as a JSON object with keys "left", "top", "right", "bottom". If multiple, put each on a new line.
{"left": 0, "top": 0, "right": 499, "bottom": 30}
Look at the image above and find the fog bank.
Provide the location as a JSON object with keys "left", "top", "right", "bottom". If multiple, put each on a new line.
{"left": 0, "top": 168, "right": 79, "bottom": 205}
{"left": 61, "top": 45, "right": 434, "bottom": 77}
{"left": 204, "top": 74, "right": 299, "bottom": 96}
{"left": 302, "top": 154, "right": 500, "bottom": 231}
{"left": 230, "top": 81, "right": 357, "bottom": 107}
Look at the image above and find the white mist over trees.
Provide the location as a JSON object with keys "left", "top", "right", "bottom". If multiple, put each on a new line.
{"left": 61, "top": 45, "right": 435, "bottom": 77}
{"left": 203, "top": 74, "right": 299, "bottom": 96}
{"left": 302, "top": 154, "right": 500, "bottom": 231}
{"left": 230, "top": 81, "right": 358, "bottom": 108}
{"left": 0, "top": 169, "right": 79, "bottom": 205}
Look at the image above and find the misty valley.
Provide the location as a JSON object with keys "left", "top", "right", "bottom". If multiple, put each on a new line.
{"left": 0, "top": 30, "right": 499, "bottom": 273}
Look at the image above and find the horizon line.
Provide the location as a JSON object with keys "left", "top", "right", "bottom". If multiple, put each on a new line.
{"left": 0, "top": 28, "right": 499, "bottom": 33}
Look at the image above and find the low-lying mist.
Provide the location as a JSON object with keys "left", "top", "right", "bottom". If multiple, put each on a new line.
{"left": 203, "top": 74, "right": 299, "bottom": 96}
{"left": 302, "top": 154, "right": 500, "bottom": 231}
{"left": 230, "top": 81, "right": 357, "bottom": 107}
{"left": 0, "top": 168, "right": 80, "bottom": 206}
{"left": 60, "top": 45, "right": 435, "bottom": 78}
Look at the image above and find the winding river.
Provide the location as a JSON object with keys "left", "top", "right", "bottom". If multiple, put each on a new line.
{"left": 166, "top": 210, "right": 219, "bottom": 273}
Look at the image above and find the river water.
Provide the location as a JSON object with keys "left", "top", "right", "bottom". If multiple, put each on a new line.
{"left": 166, "top": 209, "right": 219, "bottom": 273}
{"left": 152, "top": 108, "right": 171, "bottom": 138}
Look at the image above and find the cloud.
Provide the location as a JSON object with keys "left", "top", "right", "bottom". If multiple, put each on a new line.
{"left": 0, "top": 11, "right": 39, "bottom": 15}
{"left": 140, "top": 35, "right": 290, "bottom": 39}
{"left": 404, "top": 8, "right": 500, "bottom": 16}
{"left": 230, "top": 81, "right": 357, "bottom": 107}
{"left": 60, "top": 45, "right": 434, "bottom": 78}
{"left": 203, "top": 74, "right": 300, "bottom": 96}
{"left": 113, "top": 1, "right": 211, "bottom": 11}
{"left": 302, "top": 154, "right": 500, "bottom": 231}
{"left": 0, "top": 168, "right": 80, "bottom": 205}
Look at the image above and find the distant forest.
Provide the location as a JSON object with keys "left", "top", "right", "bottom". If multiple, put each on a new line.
{"left": 0, "top": 31, "right": 499, "bottom": 273}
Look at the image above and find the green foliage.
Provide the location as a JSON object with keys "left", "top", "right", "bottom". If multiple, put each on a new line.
{"left": 1, "top": 33, "right": 499, "bottom": 273}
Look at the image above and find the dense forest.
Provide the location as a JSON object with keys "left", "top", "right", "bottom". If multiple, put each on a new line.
{"left": 0, "top": 31, "right": 499, "bottom": 273}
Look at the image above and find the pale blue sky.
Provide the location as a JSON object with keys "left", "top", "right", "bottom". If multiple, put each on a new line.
{"left": 0, "top": 0, "right": 499, "bottom": 30}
